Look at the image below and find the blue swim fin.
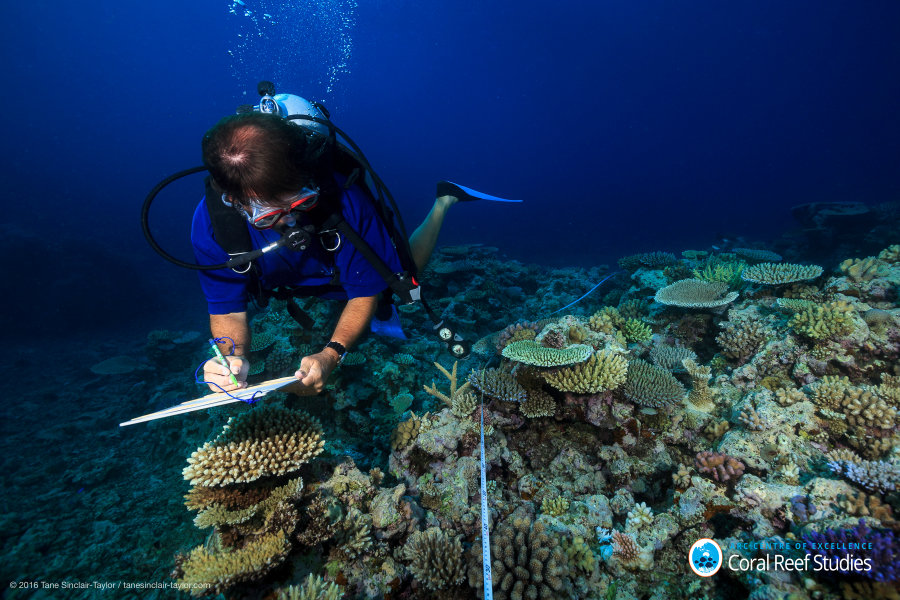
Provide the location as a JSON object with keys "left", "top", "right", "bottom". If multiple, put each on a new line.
{"left": 436, "top": 180, "right": 523, "bottom": 203}
{"left": 370, "top": 304, "right": 407, "bottom": 339}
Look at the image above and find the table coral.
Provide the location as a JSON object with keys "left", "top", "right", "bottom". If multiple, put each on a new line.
{"left": 501, "top": 339, "right": 593, "bottom": 366}
{"left": 742, "top": 262, "right": 824, "bottom": 284}
{"left": 654, "top": 278, "right": 739, "bottom": 308}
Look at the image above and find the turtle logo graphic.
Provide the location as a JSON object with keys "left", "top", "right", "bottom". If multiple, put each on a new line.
{"left": 688, "top": 538, "right": 722, "bottom": 577}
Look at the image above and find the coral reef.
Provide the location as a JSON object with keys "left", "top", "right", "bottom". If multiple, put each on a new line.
{"left": 653, "top": 278, "right": 739, "bottom": 308}
{"left": 742, "top": 262, "right": 824, "bottom": 284}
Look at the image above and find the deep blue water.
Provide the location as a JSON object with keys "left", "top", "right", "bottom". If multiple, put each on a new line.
{"left": 1, "top": 0, "right": 898, "bottom": 340}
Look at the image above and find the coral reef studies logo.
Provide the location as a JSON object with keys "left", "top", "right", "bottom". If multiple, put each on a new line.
{"left": 689, "top": 538, "right": 723, "bottom": 576}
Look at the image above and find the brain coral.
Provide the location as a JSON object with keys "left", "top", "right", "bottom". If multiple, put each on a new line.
{"left": 183, "top": 406, "right": 325, "bottom": 487}
{"left": 654, "top": 279, "right": 739, "bottom": 308}
{"left": 542, "top": 350, "right": 628, "bottom": 394}
{"left": 742, "top": 262, "right": 823, "bottom": 284}
{"left": 401, "top": 527, "right": 467, "bottom": 591}
{"left": 623, "top": 359, "right": 686, "bottom": 407}
{"left": 501, "top": 340, "right": 593, "bottom": 367}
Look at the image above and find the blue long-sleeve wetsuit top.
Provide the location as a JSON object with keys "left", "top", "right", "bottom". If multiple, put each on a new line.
{"left": 191, "top": 176, "right": 403, "bottom": 315}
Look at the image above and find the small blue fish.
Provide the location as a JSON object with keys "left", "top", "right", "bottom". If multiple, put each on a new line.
{"left": 234, "top": 0, "right": 245, "bottom": 6}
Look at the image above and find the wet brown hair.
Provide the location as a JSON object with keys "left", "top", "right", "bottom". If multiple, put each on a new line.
{"left": 201, "top": 112, "right": 316, "bottom": 205}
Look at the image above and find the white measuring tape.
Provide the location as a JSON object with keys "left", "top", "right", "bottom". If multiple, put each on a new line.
{"left": 479, "top": 387, "right": 493, "bottom": 599}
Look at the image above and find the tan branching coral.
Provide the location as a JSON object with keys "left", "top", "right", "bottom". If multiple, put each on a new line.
{"left": 333, "top": 507, "right": 372, "bottom": 559}
{"left": 839, "top": 257, "right": 889, "bottom": 282}
{"left": 469, "top": 368, "right": 528, "bottom": 403}
{"left": 672, "top": 464, "right": 692, "bottom": 489}
{"left": 588, "top": 307, "right": 625, "bottom": 333}
{"left": 653, "top": 279, "right": 739, "bottom": 308}
{"left": 742, "top": 262, "right": 823, "bottom": 284}
{"left": 174, "top": 531, "right": 291, "bottom": 596}
{"left": 695, "top": 451, "right": 745, "bottom": 483}
{"left": 622, "top": 319, "right": 653, "bottom": 343}
{"left": 789, "top": 300, "right": 857, "bottom": 340}
{"left": 836, "top": 491, "right": 897, "bottom": 526}
{"left": 623, "top": 359, "right": 685, "bottom": 407}
{"left": 183, "top": 407, "right": 324, "bottom": 487}
{"left": 542, "top": 351, "right": 628, "bottom": 394}
{"left": 520, "top": 389, "right": 556, "bottom": 418}
{"left": 716, "top": 319, "right": 772, "bottom": 362}
{"left": 625, "top": 502, "right": 653, "bottom": 531}
{"left": 878, "top": 244, "right": 900, "bottom": 263}
{"left": 541, "top": 495, "right": 570, "bottom": 517}
{"left": 501, "top": 340, "right": 593, "bottom": 367}
{"left": 401, "top": 527, "right": 466, "bottom": 591}
{"left": 193, "top": 477, "right": 304, "bottom": 529}
{"left": 277, "top": 574, "right": 343, "bottom": 600}
{"left": 809, "top": 376, "right": 897, "bottom": 430}
{"left": 424, "top": 361, "right": 472, "bottom": 407}
{"left": 739, "top": 405, "right": 766, "bottom": 431}
{"left": 451, "top": 390, "right": 478, "bottom": 418}
{"left": 774, "top": 387, "right": 806, "bottom": 406}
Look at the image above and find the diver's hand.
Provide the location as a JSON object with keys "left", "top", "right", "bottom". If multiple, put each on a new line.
{"left": 203, "top": 356, "right": 249, "bottom": 392}
{"left": 292, "top": 351, "right": 339, "bottom": 395}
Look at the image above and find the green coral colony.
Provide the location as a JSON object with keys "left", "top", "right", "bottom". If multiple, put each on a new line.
{"left": 169, "top": 244, "right": 899, "bottom": 599}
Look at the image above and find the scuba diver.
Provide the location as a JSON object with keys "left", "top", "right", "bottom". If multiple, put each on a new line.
{"left": 143, "top": 82, "right": 522, "bottom": 396}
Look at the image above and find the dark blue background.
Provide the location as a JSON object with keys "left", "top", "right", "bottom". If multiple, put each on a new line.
{"left": 2, "top": 0, "right": 898, "bottom": 339}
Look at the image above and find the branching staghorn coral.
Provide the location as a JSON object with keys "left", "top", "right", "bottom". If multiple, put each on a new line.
{"left": 654, "top": 279, "right": 739, "bottom": 308}
{"left": 623, "top": 359, "right": 686, "bottom": 407}
{"left": 423, "top": 361, "right": 472, "bottom": 407}
{"left": 183, "top": 407, "right": 324, "bottom": 487}
{"left": 400, "top": 527, "right": 466, "bottom": 591}
{"left": 333, "top": 506, "right": 372, "bottom": 559}
{"left": 542, "top": 350, "right": 628, "bottom": 394}
{"left": 741, "top": 262, "right": 824, "bottom": 285}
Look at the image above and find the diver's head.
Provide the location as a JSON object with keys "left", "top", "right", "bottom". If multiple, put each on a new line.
{"left": 202, "top": 112, "right": 317, "bottom": 206}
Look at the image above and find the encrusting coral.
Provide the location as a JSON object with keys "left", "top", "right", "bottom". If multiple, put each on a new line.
{"left": 400, "top": 527, "right": 466, "bottom": 591}
{"left": 183, "top": 406, "right": 325, "bottom": 487}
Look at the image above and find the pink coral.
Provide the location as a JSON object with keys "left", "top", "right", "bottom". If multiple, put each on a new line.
{"left": 695, "top": 451, "right": 745, "bottom": 483}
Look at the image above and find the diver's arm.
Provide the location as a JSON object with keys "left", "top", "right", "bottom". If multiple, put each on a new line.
{"left": 204, "top": 312, "right": 251, "bottom": 391}
{"left": 294, "top": 295, "right": 378, "bottom": 393}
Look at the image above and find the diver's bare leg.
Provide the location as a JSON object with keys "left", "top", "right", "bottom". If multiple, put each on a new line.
{"left": 409, "top": 195, "right": 457, "bottom": 272}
